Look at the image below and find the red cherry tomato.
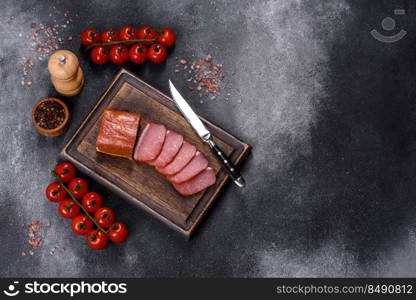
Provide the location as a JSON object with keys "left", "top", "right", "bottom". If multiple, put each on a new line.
{"left": 58, "top": 199, "right": 80, "bottom": 219}
{"left": 81, "top": 192, "right": 103, "bottom": 213}
{"left": 128, "top": 43, "right": 148, "bottom": 64}
{"left": 90, "top": 46, "right": 110, "bottom": 65}
{"left": 81, "top": 28, "right": 100, "bottom": 47}
{"left": 87, "top": 229, "right": 108, "bottom": 250}
{"left": 108, "top": 222, "right": 128, "bottom": 243}
{"left": 157, "top": 28, "right": 176, "bottom": 48}
{"left": 148, "top": 43, "right": 167, "bottom": 63}
{"left": 68, "top": 178, "right": 88, "bottom": 199}
{"left": 94, "top": 207, "right": 115, "bottom": 228}
{"left": 101, "top": 29, "right": 119, "bottom": 43}
{"left": 71, "top": 215, "right": 93, "bottom": 235}
{"left": 137, "top": 26, "right": 157, "bottom": 45}
{"left": 54, "top": 161, "right": 76, "bottom": 183}
{"left": 45, "top": 182, "right": 67, "bottom": 202}
{"left": 119, "top": 26, "right": 136, "bottom": 45}
{"left": 109, "top": 45, "right": 129, "bottom": 65}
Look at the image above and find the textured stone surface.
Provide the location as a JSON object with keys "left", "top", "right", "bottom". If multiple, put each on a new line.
{"left": 1, "top": 0, "right": 416, "bottom": 277}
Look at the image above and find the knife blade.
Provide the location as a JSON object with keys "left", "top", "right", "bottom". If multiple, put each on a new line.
{"left": 168, "top": 80, "right": 245, "bottom": 188}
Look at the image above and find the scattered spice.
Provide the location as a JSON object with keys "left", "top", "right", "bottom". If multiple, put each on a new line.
{"left": 34, "top": 100, "right": 66, "bottom": 129}
{"left": 21, "top": 58, "right": 34, "bottom": 86}
{"left": 22, "top": 220, "right": 50, "bottom": 251}
{"left": 28, "top": 11, "right": 73, "bottom": 59}
{"left": 20, "top": 10, "right": 75, "bottom": 86}
{"left": 49, "top": 246, "right": 65, "bottom": 256}
{"left": 174, "top": 55, "right": 238, "bottom": 102}
{"left": 21, "top": 221, "right": 66, "bottom": 257}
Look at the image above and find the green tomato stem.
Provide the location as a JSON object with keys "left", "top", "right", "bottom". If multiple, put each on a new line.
{"left": 85, "top": 38, "right": 157, "bottom": 52}
{"left": 51, "top": 171, "right": 108, "bottom": 236}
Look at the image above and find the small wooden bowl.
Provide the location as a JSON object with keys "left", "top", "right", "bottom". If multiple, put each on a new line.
{"left": 32, "top": 97, "right": 70, "bottom": 137}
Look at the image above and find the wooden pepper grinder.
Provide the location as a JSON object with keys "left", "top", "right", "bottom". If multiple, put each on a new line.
{"left": 48, "top": 50, "right": 84, "bottom": 97}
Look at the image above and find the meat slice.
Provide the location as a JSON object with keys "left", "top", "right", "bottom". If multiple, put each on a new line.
{"left": 133, "top": 123, "right": 166, "bottom": 162}
{"left": 148, "top": 130, "right": 184, "bottom": 168}
{"left": 156, "top": 142, "right": 196, "bottom": 176}
{"left": 172, "top": 167, "right": 216, "bottom": 196}
{"left": 96, "top": 109, "right": 141, "bottom": 160}
{"left": 167, "top": 151, "right": 209, "bottom": 184}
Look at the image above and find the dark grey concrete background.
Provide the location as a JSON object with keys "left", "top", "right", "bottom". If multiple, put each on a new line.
{"left": 1, "top": 0, "right": 416, "bottom": 277}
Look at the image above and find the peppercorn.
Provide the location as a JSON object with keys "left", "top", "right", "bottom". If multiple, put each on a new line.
{"left": 34, "top": 100, "right": 65, "bottom": 129}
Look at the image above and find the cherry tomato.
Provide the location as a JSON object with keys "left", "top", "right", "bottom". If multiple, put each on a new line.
{"left": 81, "top": 192, "right": 103, "bottom": 213}
{"left": 87, "top": 229, "right": 108, "bottom": 250}
{"left": 54, "top": 161, "right": 76, "bottom": 183}
{"left": 137, "top": 26, "right": 157, "bottom": 45}
{"left": 119, "top": 26, "right": 136, "bottom": 45}
{"left": 81, "top": 28, "right": 100, "bottom": 47}
{"left": 128, "top": 43, "right": 148, "bottom": 64}
{"left": 109, "top": 45, "right": 129, "bottom": 65}
{"left": 45, "top": 182, "right": 67, "bottom": 202}
{"left": 58, "top": 198, "right": 80, "bottom": 219}
{"left": 71, "top": 215, "right": 93, "bottom": 235}
{"left": 68, "top": 178, "right": 88, "bottom": 199}
{"left": 157, "top": 28, "right": 176, "bottom": 48}
{"left": 108, "top": 222, "right": 128, "bottom": 243}
{"left": 101, "top": 29, "right": 119, "bottom": 43}
{"left": 90, "top": 46, "right": 110, "bottom": 65}
{"left": 148, "top": 43, "right": 167, "bottom": 63}
{"left": 94, "top": 207, "right": 115, "bottom": 229}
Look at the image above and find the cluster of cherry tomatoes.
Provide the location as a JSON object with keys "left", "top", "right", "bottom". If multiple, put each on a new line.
{"left": 81, "top": 26, "right": 176, "bottom": 65}
{"left": 45, "top": 161, "right": 128, "bottom": 250}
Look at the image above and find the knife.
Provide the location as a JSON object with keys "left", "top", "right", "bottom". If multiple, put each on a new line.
{"left": 168, "top": 80, "right": 245, "bottom": 188}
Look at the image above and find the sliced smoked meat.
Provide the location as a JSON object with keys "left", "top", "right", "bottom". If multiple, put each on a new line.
{"left": 156, "top": 142, "right": 196, "bottom": 176}
{"left": 96, "top": 109, "right": 141, "bottom": 160}
{"left": 148, "top": 130, "right": 184, "bottom": 168}
{"left": 172, "top": 167, "right": 216, "bottom": 196}
{"left": 133, "top": 123, "right": 166, "bottom": 162}
{"left": 167, "top": 151, "right": 209, "bottom": 184}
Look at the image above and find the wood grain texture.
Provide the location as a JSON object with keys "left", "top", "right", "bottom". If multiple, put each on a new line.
{"left": 60, "top": 69, "right": 250, "bottom": 236}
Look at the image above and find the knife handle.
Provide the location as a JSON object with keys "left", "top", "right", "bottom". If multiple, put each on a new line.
{"left": 208, "top": 140, "right": 245, "bottom": 188}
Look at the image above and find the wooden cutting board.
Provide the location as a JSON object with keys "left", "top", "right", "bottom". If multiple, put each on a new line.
{"left": 60, "top": 69, "right": 250, "bottom": 237}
